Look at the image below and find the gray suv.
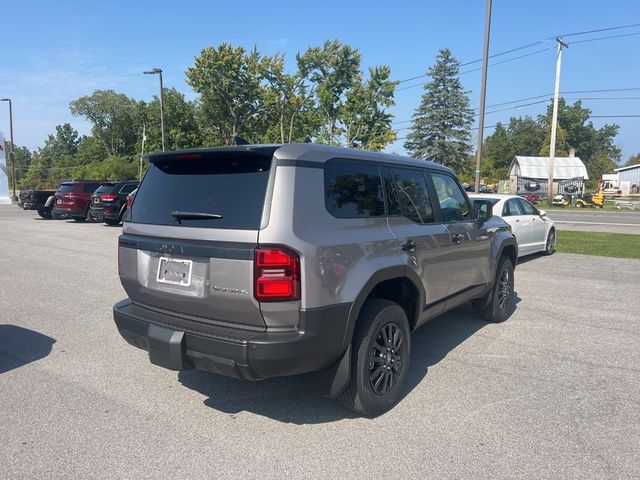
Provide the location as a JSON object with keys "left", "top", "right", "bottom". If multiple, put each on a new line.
{"left": 113, "top": 144, "right": 517, "bottom": 416}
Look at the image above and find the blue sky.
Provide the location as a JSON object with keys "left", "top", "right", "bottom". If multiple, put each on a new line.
{"left": 2, "top": 0, "right": 639, "bottom": 162}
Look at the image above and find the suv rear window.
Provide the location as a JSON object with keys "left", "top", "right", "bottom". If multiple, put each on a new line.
{"left": 94, "top": 184, "right": 115, "bottom": 195}
{"left": 57, "top": 184, "right": 74, "bottom": 193}
{"left": 130, "top": 153, "right": 272, "bottom": 229}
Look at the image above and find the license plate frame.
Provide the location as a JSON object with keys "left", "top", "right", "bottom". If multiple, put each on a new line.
{"left": 156, "top": 257, "right": 193, "bottom": 287}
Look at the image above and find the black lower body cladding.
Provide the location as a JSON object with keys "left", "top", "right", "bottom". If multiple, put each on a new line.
{"left": 113, "top": 299, "right": 352, "bottom": 380}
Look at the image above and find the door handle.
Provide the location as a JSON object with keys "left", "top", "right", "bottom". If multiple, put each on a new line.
{"left": 451, "top": 233, "right": 464, "bottom": 245}
{"left": 401, "top": 240, "right": 417, "bottom": 252}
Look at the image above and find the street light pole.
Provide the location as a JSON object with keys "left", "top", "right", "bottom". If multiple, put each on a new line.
{"left": 143, "top": 68, "right": 165, "bottom": 151}
{"left": 474, "top": 0, "right": 492, "bottom": 194}
{"left": 1, "top": 98, "right": 17, "bottom": 201}
{"left": 548, "top": 37, "right": 568, "bottom": 206}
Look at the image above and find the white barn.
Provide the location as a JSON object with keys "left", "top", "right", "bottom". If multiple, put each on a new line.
{"left": 509, "top": 154, "right": 589, "bottom": 196}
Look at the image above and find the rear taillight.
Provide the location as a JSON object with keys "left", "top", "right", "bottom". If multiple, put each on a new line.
{"left": 101, "top": 194, "right": 118, "bottom": 202}
{"left": 254, "top": 246, "right": 300, "bottom": 302}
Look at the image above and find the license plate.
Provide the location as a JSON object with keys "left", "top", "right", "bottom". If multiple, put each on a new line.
{"left": 156, "top": 257, "right": 193, "bottom": 287}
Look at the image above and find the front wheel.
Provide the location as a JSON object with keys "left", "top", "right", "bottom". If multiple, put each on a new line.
{"left": 339, "top": 299, "right": 411, "bottom": 417}
{"left": 575, "top": 202, "right": 583, "bottom": 208}
{"left": 545, "top": 229, "right": 556, "bottom": 255}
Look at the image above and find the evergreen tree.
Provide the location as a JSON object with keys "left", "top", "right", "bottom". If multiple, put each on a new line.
{"left": 404, "top": 49, "right": 473, "bottom": 173}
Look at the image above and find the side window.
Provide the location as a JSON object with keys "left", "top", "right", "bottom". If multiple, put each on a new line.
{"left": 502, "top": 199, "right": 523, "bottom": 217}
{"left": 517, "top": 198, "right": 538, "bottom": 215}
{"left": 120, "top": 183, "right": 137, "bottom": 194}
{"left": 324, "top": 160, "right": 385, "bottom": 218}
{"left": 430, "top": 173, "right": 471, "bottom": 222}
{"left": 387, "top": 168, "right": 434, "bottom": 224}
{"left": 83, "top": 183, "right": 99, "bottom": 193}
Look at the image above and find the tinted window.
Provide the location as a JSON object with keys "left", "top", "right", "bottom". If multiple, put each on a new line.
{"left": 517, "top": 198, "right": 538, "bottom": 215}
{"left": 502, "top": 199, "right": 523, "bottom": 217}
{"left": 83, "top": 183, "right": 100, "bottom": 193}
{"left": 324, "top": 161, "right": 384, "bottom": 218}
{"left": 386, "top": 168, "right": 434, "bottom": 224}
{"left": 430, "top": 173, "right": 471, "bottom": 222}
{"left": 57, "top": 184, "right": 74, "bottom": 193}
{"left": 130, "top": 153, "right": 272, "bottom": 229}
{"left": 119, "top": 183, "right": 138, "bottom": 194}
{"left": 94, "top": 184, "right": 115, "bottom": 195}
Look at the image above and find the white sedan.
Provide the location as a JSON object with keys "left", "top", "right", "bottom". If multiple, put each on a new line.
{"left": 470, "top": 194, "right": 556, "bottom": 257}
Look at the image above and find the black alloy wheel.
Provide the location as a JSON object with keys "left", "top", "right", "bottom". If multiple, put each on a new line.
{"left": 368, "top": 322, "right": 405, "bottom": 396}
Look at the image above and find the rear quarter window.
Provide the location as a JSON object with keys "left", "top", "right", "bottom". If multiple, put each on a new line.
{"left": 324, "top": 160, "right": 385, "bottom": 218}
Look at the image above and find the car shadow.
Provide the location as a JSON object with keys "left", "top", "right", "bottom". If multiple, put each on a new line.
{"left": 177, "top": 297, "right": 519, "bottom": 424}
{"left": 0, "top": 324, "right": 56, "bottom": 374}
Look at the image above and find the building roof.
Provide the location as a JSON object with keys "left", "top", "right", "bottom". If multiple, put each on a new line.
{"left": 510, "top": 156, "right": 589, "bottom": 180}
{"left": 614, "top": 163, "right": 640, "bottom": 173}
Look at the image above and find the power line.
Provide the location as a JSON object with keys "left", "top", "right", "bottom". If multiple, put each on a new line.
{"left": 555, "top": 23, "right": 640, "bottom": 38}
{"left": 396, "top": 23, "right": 640, "bottom": 90}
{"left": 569, "top": 31, "right": 640, "bottom": 45}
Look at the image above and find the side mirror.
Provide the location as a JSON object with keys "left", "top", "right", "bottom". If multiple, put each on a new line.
{"left": 539, "top": 209, "right": 547, "bottom": 217}
{"left": 472, "top": 199, "right": 493, "bottom": 223}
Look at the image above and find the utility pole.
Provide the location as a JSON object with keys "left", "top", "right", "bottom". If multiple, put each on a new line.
{"left": 474, "top": 0, "right": 492, "bottom": 194}
{"left": 1, "top": 98, "right": 17, "bottom": 201}
{"left": 548, "top": 37, "right": 568, "bottom": 206}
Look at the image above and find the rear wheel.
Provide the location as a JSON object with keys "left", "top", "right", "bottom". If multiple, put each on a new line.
{"left": 575, "top": 202, "right": 583, "bottom": 208}
{"left": 339, "top": 299, "right": 410, "bottom": 417}
{"left": 477, "top": 256, "right": 515, "bottom": 323}
{"left": 37, "top": 208, "right": 51, "bottom": 219}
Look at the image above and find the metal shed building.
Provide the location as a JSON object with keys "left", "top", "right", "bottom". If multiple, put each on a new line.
{"left": 509, "top": 155, "right": 589, "bottom": 196}
{"left": 614, "top": 164, "right": 640, "bottom": 194}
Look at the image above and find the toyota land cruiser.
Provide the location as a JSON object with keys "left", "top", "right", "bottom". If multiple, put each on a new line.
{"left": 113, "top": 144, "right": 517, "bottom": 416}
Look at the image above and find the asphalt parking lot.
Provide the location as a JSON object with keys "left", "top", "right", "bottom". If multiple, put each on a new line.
{"left": 1, "top": 205, "right": 639, "bottom": 480}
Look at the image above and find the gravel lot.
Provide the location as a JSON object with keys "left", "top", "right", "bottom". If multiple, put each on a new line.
{"left": 1, "top": 205, "right": 639, "bottom": 480}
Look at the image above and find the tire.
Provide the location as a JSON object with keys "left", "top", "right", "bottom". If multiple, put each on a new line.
{"left": 105, "top": 218, "right": 120, "bottom": 226}
{"left": 73, "top": 216, "right": 86, "bottom": 222}
{"left": 339, "top": 298, "right": 411, "bottom": 417}
{"left": 575, "top": 202, "right": 583, "bottom": 208}
{"left": 37, "top": 208, "right": 51, "bottom": 219}
{"left": 544, "top": 228, "right": 556, "bottom": 255}
{"left": 479, "top": 256, "right": 515, "bottom": 323}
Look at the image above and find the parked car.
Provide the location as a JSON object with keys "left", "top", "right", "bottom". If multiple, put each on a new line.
{"left": 113, "top": 144, "right": 517, "bottom": 416}
{"left": 470, "top": 193, "right": 555, "bottom": 257}
{"left": 520, "top": 193, "right": 541, "bottom": 204}
{"left": 465, "top": 184, "right": 493, "bottom": 193}
{"left": 52, "top": 180, "right": 106, "bottom": 221}
{"left": 89, "top": 180, "right": 139, "bottom": 225}
{"left": 19, "top": 189, "right": 56, "bottom": 218}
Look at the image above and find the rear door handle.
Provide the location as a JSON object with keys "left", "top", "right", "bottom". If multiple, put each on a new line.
{"left": 451, "top": 233, "right": 464, "bottom": 245}
{"left": 401, "top": 240, "right": 417, "bottom": 252}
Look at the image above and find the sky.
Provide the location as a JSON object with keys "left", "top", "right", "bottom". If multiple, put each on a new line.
{"left": 1, "top": 0, "right": 640, "bottom": 163}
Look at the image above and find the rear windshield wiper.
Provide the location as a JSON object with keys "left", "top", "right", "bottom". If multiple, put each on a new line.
{"left": 170, "top": 211, "right": 223, "bottom": 223}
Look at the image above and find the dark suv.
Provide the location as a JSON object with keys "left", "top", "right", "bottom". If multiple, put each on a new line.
{"left": 89, "top": 181, "right": 139, "bottom": 225}
{"left": 113, "top": 144, "right": 517, "bottom": 416}
{"left": 52, "top": 180, "right": 106, "bottom": 221}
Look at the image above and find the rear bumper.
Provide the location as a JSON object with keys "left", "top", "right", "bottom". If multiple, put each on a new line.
{"left": 113, "top": 299, "right": 351, "bottom": 380}
{"left": 52, "top": 207, "right": 85, "bottom": 218}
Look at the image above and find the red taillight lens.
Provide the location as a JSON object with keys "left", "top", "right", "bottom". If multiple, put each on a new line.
{"left": 254, "top": 247, "right": 300, "bottom": 302}
{"left": 101, "top": 194, "right": 118, "bottom": 202}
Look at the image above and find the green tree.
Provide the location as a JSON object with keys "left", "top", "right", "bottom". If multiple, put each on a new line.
{"left": 342, "top": 66, "right": 397, "bottom": 150}
{"left": 70, "top": 90, "right": 139, "bottom": 156}
{"left": 141, "top": 88, "right": 203, "bottom": 151}
{"left": 624, "top": 153, "right": 640, "bottom": 167}
{"left": 405, "top": 49, "right": 474, "bottom": 173}
{"left": 186, "top": 43, "right": 277, "bottom": 145}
